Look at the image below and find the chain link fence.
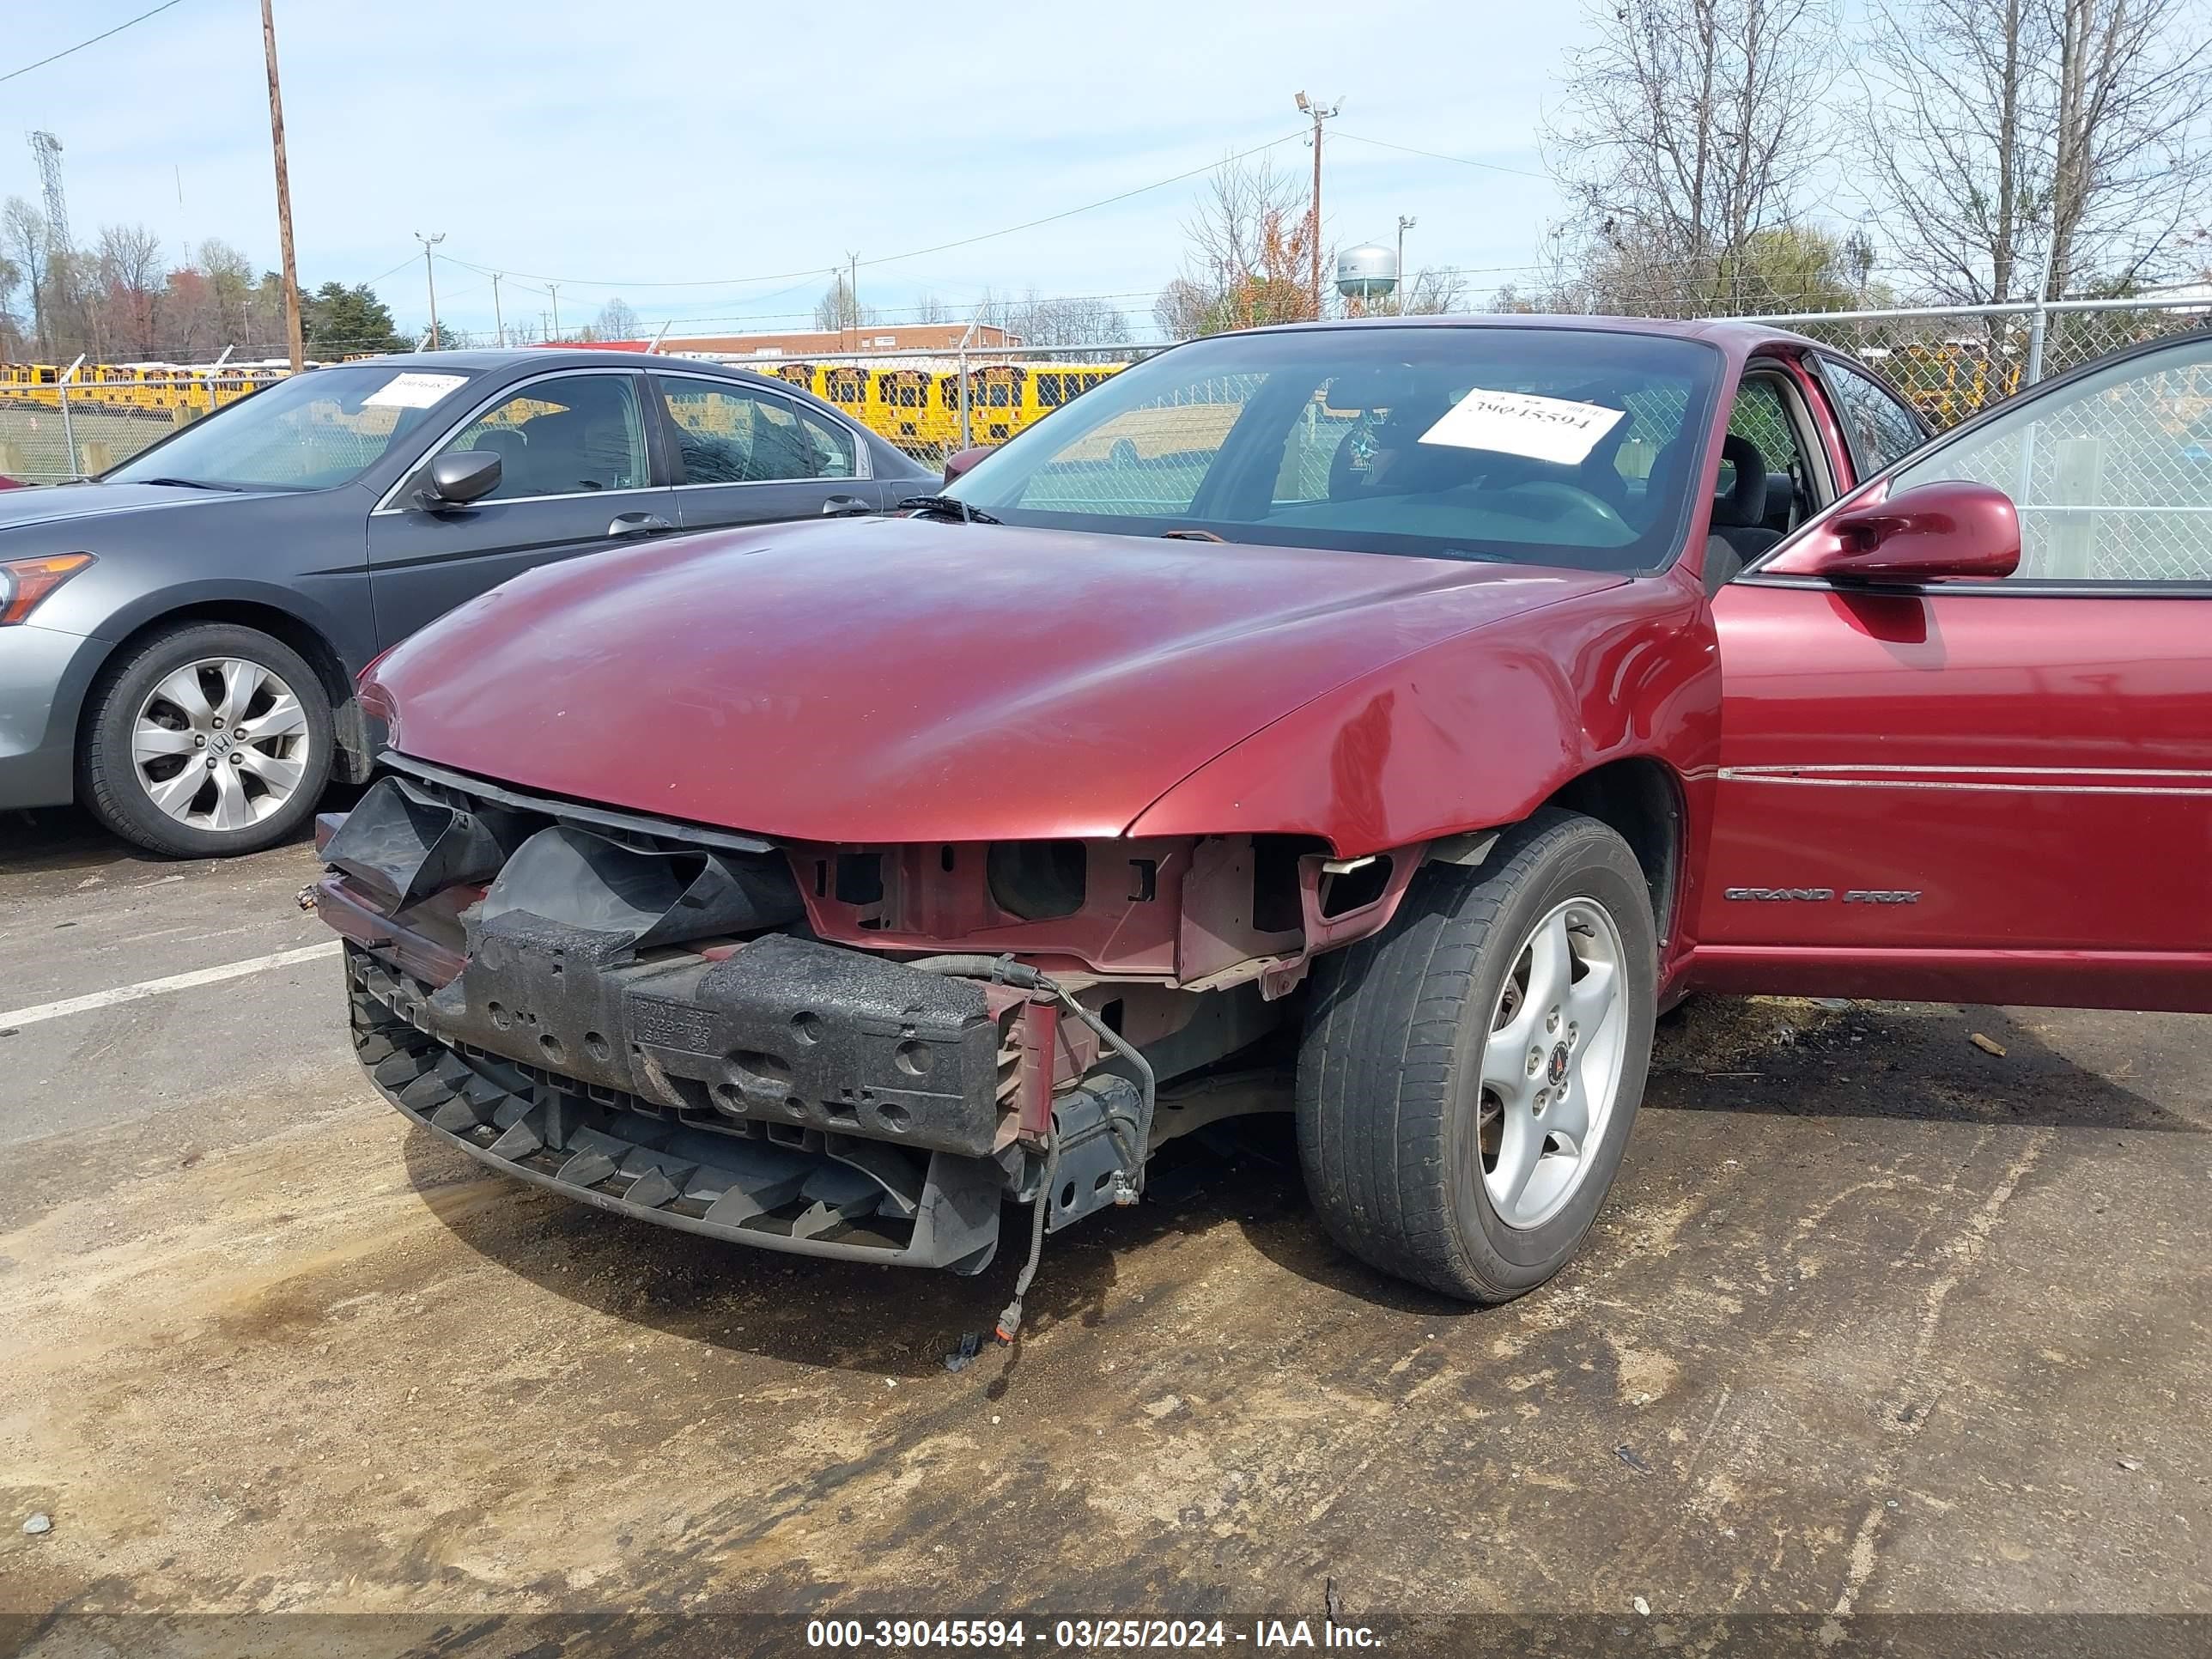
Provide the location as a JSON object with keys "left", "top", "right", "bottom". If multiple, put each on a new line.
{"left": 1713, "top": 295, "right": 2209, "bottom": 427}
{"left": 5, "top": 297, "right": 2204, "bottom": 495}
{"left": 1898, "top": 335, "right": 2212, "bottom": 582}
{"left": 0, "top": 370, "right": 269, "bottom": 484}
{"left": 684, "top": 295, "right": 2209, "bottom": 471}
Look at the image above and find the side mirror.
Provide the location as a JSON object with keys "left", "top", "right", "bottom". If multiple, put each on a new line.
{"left": 421, "top": 450, "right": 501, "bottom": 507}
{"left": 1765, "top": 479, "right": 2020, "bottom": 583}
{"left": 942, "top": 445, "right": 992, "bottom": 488}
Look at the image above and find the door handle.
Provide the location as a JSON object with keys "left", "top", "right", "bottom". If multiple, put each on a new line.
{"left": 821, "top": 494, "right": 872, "bottom": 516}
{"left": 609, "top": 512, "right": 672, "bottom": 536}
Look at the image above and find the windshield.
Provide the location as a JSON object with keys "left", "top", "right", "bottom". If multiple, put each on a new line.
{"left": 945, "top": 325, "right": 1723, "bottom": 570}
{"left": 105, "top": 363, "right": 481, "bottom": 491}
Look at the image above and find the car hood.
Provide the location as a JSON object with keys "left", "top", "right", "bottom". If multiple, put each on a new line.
{"left": 0, "top": 480, "right": 276, "bottom": 531}
{"left": 368, "top": 514, "right": 1626, "bottom": 844}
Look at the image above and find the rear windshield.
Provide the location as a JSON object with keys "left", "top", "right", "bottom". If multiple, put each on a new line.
{"left": 945, "top": 325, "right": 1723, "bottom": 571}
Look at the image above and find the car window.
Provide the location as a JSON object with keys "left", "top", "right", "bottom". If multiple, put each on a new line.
{"left": 949, "top": 327, "right": 1723, "bottom": 573}
{"left": 1823, "top": 357, "right": 1927, "bottom": 475}
{"left": 1269, "top": 380, "right": 1699, "bottom": 514}
{"left": 1011, "top": 377, "right": 1262, "bottom": 517}
{"left": 1727, "top": 376, "right": 1812, "bottom": 481}
{"left": 1888, "top": 335, "right": 2212, "bottom": 582}
{"left": 104, "top": 362, "right": 478, "bottom": 490}
{"left": 657, "top": 380, "right": 856, "bottom": 483}
{"left": 442, "top": 374, "right": 648, "bottom": 501}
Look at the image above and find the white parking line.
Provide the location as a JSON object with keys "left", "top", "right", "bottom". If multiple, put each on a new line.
{"left": 0, "top": 940, "right": 342, "bottom": 1031}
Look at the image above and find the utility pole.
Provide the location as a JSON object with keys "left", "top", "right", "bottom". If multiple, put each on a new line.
{"left": 548, "top": 282, "right": 561, "bottom": 342}
{"left": 1295, "top": 92, "right": 1340, "bottom": 320}
{"left": 416, "top": 232, "right": 445, "bottom": 349}
{"left": 491, "top": 272, "right": 505, "bottom": 349}
{"left": 1395, "top": 216, "right": 1416, "bottom": 315}
{"left": 259, "top": 0, "right": 304, "bottom": 372}
{"left": 846, "top": 251, "right": 860, "bottom": 351}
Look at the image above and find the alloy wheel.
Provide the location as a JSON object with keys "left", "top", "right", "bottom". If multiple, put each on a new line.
{"left": 130, "top": 656, "right": 313, "bottom": 835}
{"left": 1474, "top": 896, "right": 1631, "bottom": 1230}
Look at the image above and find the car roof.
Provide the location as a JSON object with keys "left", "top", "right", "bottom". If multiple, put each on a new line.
{"left": 338, "top": 348, "right": 789, "bottom": 379}
{"left": 1242, "top": 313, "right": 1815, "bottom": 358}
{"left": 330, "top": 347, "right": 927, "bottom": 476}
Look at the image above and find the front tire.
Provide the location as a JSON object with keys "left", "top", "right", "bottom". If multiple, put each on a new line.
{"left": 79, "top": 622, "right": 333, "bottom": 859}
{"left": 1297, "top": 810, "right": 1656, "bottom": 1303}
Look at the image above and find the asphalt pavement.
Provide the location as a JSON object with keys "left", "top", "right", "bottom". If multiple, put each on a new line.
{"left": 2, "top": 804, "right": 2207, "bottom": 1657}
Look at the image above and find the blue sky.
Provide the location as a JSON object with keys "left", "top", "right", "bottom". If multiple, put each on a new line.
{"left": 2, "top": 0, "right": 1583, "bottom": 343}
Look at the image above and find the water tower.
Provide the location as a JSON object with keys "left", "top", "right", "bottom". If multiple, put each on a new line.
{"left": 1335, "top": 245, "right": 1399, "bottom": 309}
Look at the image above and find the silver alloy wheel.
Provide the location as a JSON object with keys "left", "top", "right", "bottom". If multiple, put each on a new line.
{"left": 130, "top": 656, "right": 313, "bottom": 834}
{"left": 1475, "top": 895, "right": 1630, "bottom": 1230}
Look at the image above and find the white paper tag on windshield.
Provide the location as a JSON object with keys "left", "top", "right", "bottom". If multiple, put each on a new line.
{"left": 1418, "top": 387, "right": 1626, "bottom": 465}
{"left": 364, "top": 371, "right": 468, "bottom": 410}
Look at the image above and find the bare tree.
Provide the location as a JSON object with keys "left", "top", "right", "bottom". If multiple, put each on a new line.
{"left": 595, "top": 297, "right": 640, "bottom": 339}
{"left": 1857, "top": 0, "right": 2212, "bottom": 310}
{"left": 1153, "top": 276, "right": 1210, "bottom": 340}
{"left": 194, "top": 239, "right": 255, "bottom": 350}
{"left": 1548, "top": 0, "right": 1835, "bottom": 311}
{"left": 983, "top": 292, "right": 1130, "bottom": 348}
{"left": 812, "top": 275, "right": 873, "bottom": 333}
{"left": 912, "top": 292, "right": 951, "bottom": 324}
{"left": 963, "top": 288, "right": 1133, "bottom": 348}
{"left": 95, "top": 224, "right": 164, "bottom": 358}
{"left": 0, "top": 252, "right": 22, "bottom": 356}
{"left": 1182, "top": 155, "right": 1304, "bottom": 294}
{"left": 159, "top": 265, "right": 220, "bottom": 360}
{"left": 1400, "top": 268, "right": 1470, "bottom": 314}
{"left": 1853, "top": 0, "right": 2046, "bottom": 312}
{"left": 2045, "top": 0, "right": 2212, "bottom": 295}
{"left": 1157, "top": 155, "right": 1319, "bottom": 336}
{"left": 3, "top": 198, "right": 48, "bottom": 353}
{"left": 1159, "top": 156, "right": 1322, "bottom": 335}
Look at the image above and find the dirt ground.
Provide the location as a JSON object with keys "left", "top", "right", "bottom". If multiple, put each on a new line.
{"left": 2, "top": 811, "right": 2208, "bottom": 1657}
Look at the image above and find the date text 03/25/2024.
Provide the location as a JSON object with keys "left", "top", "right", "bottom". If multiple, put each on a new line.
{"left": 805, "top": 1619, "right": 1381, "bottom": 1650}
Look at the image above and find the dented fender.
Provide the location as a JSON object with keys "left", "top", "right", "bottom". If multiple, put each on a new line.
{"left": 1128, "top": 574, "right": 1717, "bottom": 859}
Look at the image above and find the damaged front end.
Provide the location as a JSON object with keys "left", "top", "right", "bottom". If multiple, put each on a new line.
{"left": 316, "top": 756, "right": 1420, "bottom": 1278}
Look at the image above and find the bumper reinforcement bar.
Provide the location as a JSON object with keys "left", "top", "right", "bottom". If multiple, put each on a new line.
{"left": 349, "top": 945, "right": 1005, "bottom": 1273}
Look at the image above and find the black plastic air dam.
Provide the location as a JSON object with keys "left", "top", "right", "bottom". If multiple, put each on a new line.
{"left": 321, "top": 773, "right": 513, "bottom": 910}
{"left": 349, "top": 945, "right": 1006, "bottom": 1273}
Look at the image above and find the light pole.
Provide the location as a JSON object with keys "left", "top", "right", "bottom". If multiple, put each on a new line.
{"left": 548, "top": 282, "right": 562, "bottom": 342}
{"left": 1294, "top": 91, "right": 1340, "bottom": 320}
{"left": 415, "top": 231, "right": 445, "bottom": 349}
{"left": 1395, "top": 216, "right": 1416, "bottom": 314}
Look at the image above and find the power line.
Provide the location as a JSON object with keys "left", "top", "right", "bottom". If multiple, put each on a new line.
{"left": 0, "top": 0, "right": 190, "bottom": 87}
{"left": 857, "top": 131, "right": 1304, "bottom": 270}
{"left": 356, "top": 252, "right": 420, "bottom": 289}
{"left": 386, "top": 125, "right": 1539, "bottom": 308}
{"left": 1333, "top": 131, "right": 1547, "bottom": 181}
{"left": 432, "top": 130, "right": 1306, "bottom": 292}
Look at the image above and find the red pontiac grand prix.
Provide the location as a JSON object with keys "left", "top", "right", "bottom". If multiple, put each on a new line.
{"left": 310, "top": 318, "right": 2212, "bottom": 1308}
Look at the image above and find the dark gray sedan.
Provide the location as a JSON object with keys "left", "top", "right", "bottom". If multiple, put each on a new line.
{"left": 0, "top": 349, "right": 930, "bottom": 856}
